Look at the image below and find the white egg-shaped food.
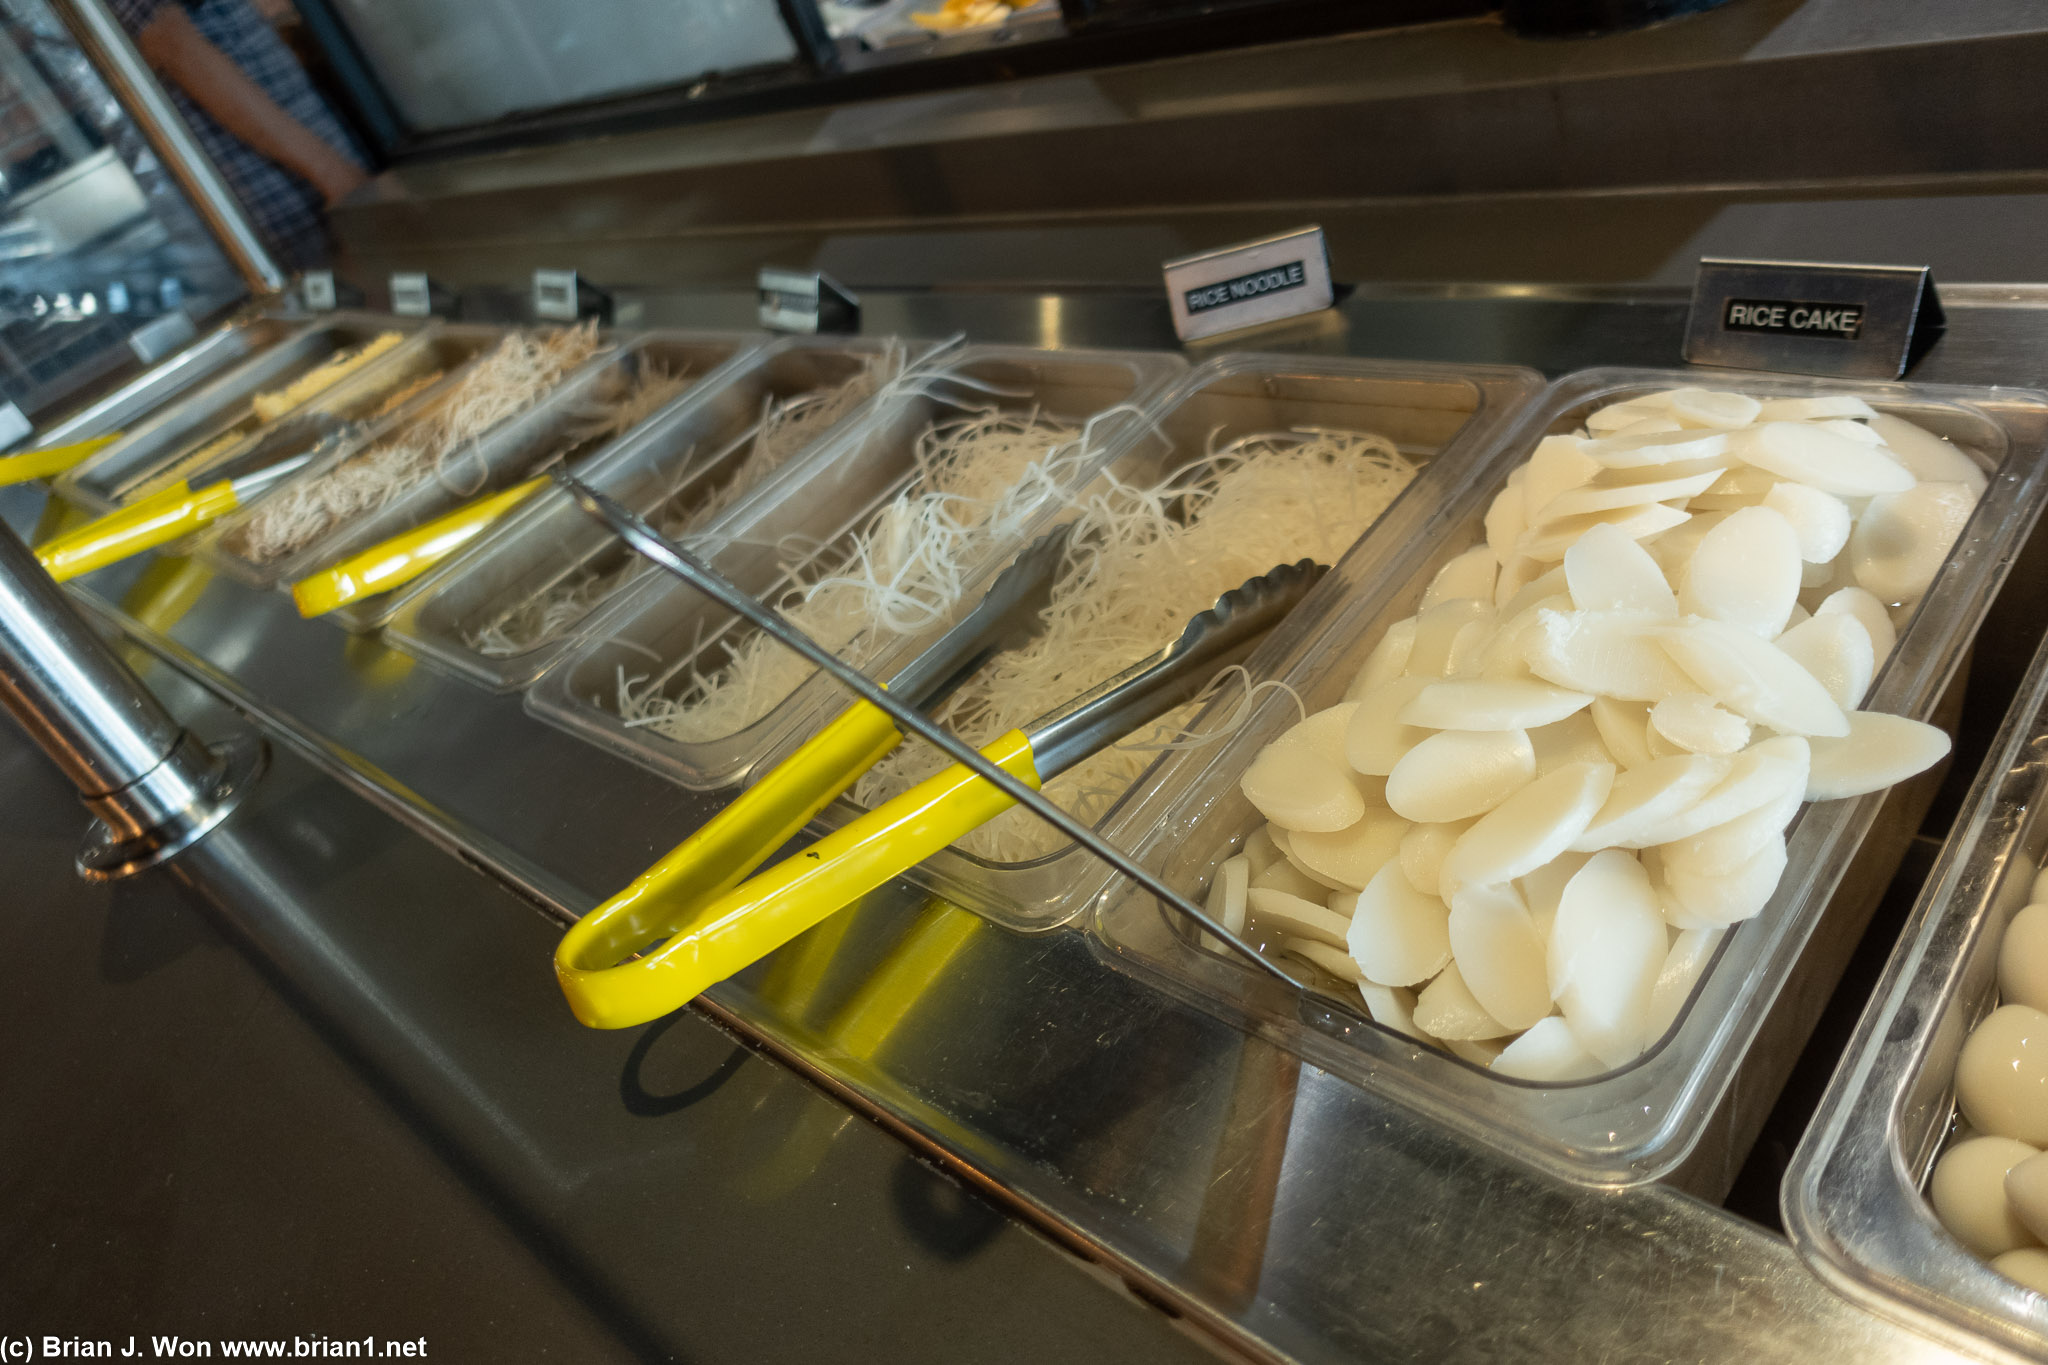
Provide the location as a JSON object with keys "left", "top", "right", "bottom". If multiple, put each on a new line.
{"left": 2000, "top": 904, "right": 2048, "bottom": 1015}
{"left": 1930, "top": 1136, "right": 2042, "bottom": 1258}
{"left": 1958, "top": 1004, "right": 2048, "bottom": 1146}
{"left": 2007, "top": 1150, "right": 2048, "bottom": 1247}
{"left": 1992, "top": 1248, "right": 2048, "bottom": 1296}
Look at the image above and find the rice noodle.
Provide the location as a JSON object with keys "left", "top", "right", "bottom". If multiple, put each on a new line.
{"left": 232, "top": 323, "right": 605, "bottom": 565}
{"left": 615, "top": 403, "right": 1091, "bottom": 742}
{"left": 463, "top": 345, "right": 909, "bottom": 659}
{"left": 853, "top": 426, "right": 1416, "bottom": 862}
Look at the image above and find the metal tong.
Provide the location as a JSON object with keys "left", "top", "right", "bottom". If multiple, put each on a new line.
{"left": 551, "top": 472, "right": 1325, "bottom": 1029}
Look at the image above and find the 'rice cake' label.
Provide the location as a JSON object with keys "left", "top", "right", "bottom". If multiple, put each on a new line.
{"left": 1722, "top": 298, "right": 1865, "bottom": 339}
{"left": 1685, "top": 259, "right": 1941, "bottom": 379}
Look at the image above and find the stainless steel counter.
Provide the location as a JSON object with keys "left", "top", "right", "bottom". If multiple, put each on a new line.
{"left": 11, "top": 283, "right": 2048, "bottom": 1362}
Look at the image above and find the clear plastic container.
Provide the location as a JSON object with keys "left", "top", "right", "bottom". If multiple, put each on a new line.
{"left": 384, "top": 335, "right": 927, "bottom": 692}
{"left": 1090, "top": 367, "right": 2048, "bottom": 1188}
{"left": 773, "top": 352, "right": 1541, "bottom": 929}
{"left": 523, "top": 344, "right": 1185, "bottom": 794}
{"left": 196, "top": 330, "right": 758, "bottom": 604}
{"left": 1785, "top": 571, "right": 2048, "bottom": 1354}
{"left": 33, "top": 314, "right": 304, "bottom": 451}
{"left": 58, "top": 314, "right": 428, "bottom": 512}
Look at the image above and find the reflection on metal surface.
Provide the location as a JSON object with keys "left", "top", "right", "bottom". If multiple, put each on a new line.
{"left": 1182, "top": 1040, "right": 1297, "bottom": 1315}
{"left": 743, "top": 897, "right": 981, "bottom": 1202}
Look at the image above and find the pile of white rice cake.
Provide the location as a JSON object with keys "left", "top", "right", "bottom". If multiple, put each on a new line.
{"left": 1211, "top": 387, "right": 1981, "bottom": 1082}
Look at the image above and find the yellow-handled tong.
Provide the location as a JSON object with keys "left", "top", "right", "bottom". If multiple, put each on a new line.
{"left": 35, "top": 452, "right": 314, "bottom": 583}
{"left": 0, "top": 432, "right": 121, "bottom": 487}
{"left": 551, "top": 472, "right": 1325, "bottom": 1029}
{"left": 291, "top": 476, "right": 546, "bottom": 617}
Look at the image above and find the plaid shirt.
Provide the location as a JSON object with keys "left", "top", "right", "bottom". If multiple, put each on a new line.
{"left": 108, "top": 0, "right": 364, "bottom": 271}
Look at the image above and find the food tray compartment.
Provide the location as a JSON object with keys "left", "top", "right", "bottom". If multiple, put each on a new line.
{"left": 59, "top": 314, "right": 427, "bottom": 512}
{"left": 32, "top": 314, "right": 303, "bottom": 450}
{"left": 121, "top": 324, "right": 509, "bottom": 506}
{"left": 1786, "top": 598, "right": 2048, "bottom": 1353}
{"left": 199, "top": 330, "right": 756, "bottom": 604}
{"left": 385, "top": 335, "right": 922, "bottom": 692}
{"left": 525, "top": 344, "right": 1185, "bottom": 793}
{"left": 794, "top": 353, "right": 1543, "bottom": 930}
{"left": 1091, "top": 367, "right": 2048, "bottom": 1188}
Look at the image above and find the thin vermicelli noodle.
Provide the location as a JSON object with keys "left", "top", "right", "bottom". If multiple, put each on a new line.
{"left": 613, "top": 403, "right": 1092, "bottom": 741}
{"left": 853, "top": 427, "right": 1416, "bottom": 861}
{"left": 233, "top": 323, "right": 605, "bottom": 565}
{"left": 464, "top": 346, "right": 908, "bottom": 658}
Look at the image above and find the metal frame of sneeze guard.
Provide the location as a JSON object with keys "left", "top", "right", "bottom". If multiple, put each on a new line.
{"left": 1785, "top": 574, "right": 2048, "bottom": 1356}
{"left": 1087, "top": 366, "right": 2048, "bottom": 1189}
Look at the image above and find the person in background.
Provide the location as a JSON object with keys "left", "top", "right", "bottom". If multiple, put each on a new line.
{"left": 109, "top": 0, "right": 366, "bottom": 271}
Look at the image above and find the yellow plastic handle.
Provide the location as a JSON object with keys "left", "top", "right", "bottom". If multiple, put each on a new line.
{"left": 290, "top": 477, "right": 545, "bottom": 617}
{"left": 0, "top": 432, "right": 120, "bottom": 487}
{"left": 36, "top": 478, "right": 237, "bottom": 582}
{"left": 556, "top": 725, "right": 1040, "bottom": 1029}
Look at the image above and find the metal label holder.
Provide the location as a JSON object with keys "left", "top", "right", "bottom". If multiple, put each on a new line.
{"left": 1682, "top": 257, "right": 1944, "bottom": 379}
{"left": 301, "top": 271, "right": 363, "bottom": 312}
{"left": 533, "top": 269, "right": 612, "bottom": 324}
{"left": 758, "top": 268, "right": 859, "bottom": 334}
{"left": 1163, "top": 226, "right": 1337, "bottom": 344}
{"left": 388, "top": 272, "right": 453, "bottom": 318}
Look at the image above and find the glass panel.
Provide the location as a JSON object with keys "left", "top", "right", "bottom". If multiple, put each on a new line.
{"left": 0, "top": 0, "right": 243, "bottom": 422}
{"left": 326, "top": 0, "right": 799, "bottom": 133}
